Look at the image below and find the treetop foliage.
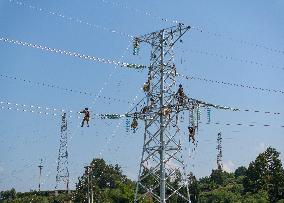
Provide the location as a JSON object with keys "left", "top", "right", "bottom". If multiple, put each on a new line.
{"left": 1, "top": 147, "right": 284, "bottom": 202}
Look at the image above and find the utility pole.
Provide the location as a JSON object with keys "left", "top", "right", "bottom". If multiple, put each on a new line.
{"left": 91, "top": 175, "right": 93, "bottom": 203}
{"left": 55, "top": 113, "right": 70, "bottom": 193}
{"left": 217, "top": 132, "right": 223, "bottom": 171}
{"left": 85, "top": 166, "right": 90, "bottom": 203}
{"left": 126, "top": 24, "right": 237, "bottom": 202}
{"left": 38, "top": 158, "right": 43, "bottom": 192}
{"left": 84, "top": 165, "right": 93, "bottom": 203}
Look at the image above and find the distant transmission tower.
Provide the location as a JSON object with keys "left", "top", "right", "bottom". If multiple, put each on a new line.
{"left": 127, "top": 24, "right": 235, "bottom": 203}
{"left": 38, "top": 158, "right": 43, "bottom": 191}
{"left": 216, "top": 132, "right": 223, "bottom": 171}
{"left": 55, "top": 113, "right": 70, "bottom": 192}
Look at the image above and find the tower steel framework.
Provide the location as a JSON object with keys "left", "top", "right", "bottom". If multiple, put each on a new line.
{"left": 127, "top": 24, "right": 236, "bottom": 202}
{"left": 55, "top": 112, "right": 70, "bottom": 192}
{"left": 133, "top": 24, "right": 191, "bottom": 203}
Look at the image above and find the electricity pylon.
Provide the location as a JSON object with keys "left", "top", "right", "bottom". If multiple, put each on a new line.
{"left": 126, "top": 24, "right": 237, "bottom": 203}
{"left": 55, "top": 113, "right": 70, "bottom": 192}
{"left": 217, "top": 132, "right": 223, "bottom": 171}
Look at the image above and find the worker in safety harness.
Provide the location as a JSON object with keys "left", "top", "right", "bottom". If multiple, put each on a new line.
{"left": 177, "top": 84, "right": 185, "bottom": 105}
{"left": 143, "top": 79, "right": 150, "bottom": 92}
{"left": 188, "top": 126, "right": 196, "bottom": 143}
{"left": 80, "top": 107, "right": 90, "bottom": 127}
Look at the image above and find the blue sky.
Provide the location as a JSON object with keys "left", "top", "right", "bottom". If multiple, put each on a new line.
{"left": 0, "top": 0, "right": 283, "bottom": 192}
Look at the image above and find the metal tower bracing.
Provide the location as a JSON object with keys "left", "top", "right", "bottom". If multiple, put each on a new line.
{"left": 133, "top": 24, "right": 191, "bottom": 203}
{"left": 217, "top": 132, "right": 223, "bottom": 171}
{"left": 127, "top": 24, "right": 237, "bottom": 203}
{"left": 55, "top": 112, "right": 70, "bottom": 191}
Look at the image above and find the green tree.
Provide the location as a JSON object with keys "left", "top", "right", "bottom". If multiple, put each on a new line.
{"left": 235, "top": 166, "right": 247, "bottom": 178}
{"left": 188, "top": 172, "right": 200, "bottom": 203}
{"left": 73, "top": 158, "right": 135, "bottom": 203}
{"left": 0, "top": 188, "right": 16, "bottom": 201}
{"left": 243, "top": 147, "right": 284, "bottom": 202}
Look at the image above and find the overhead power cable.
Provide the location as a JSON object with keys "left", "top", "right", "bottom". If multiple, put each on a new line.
{"left": 0, "top": 37, "right": 146, "bottom": 69}
{"left": 12, "top": 0, "right": 283, "bottom": 58}
{"left": 0, "top": 100, "right": 125, "bottom": 120}
{"left": 97, "top": 0, "right": 284, "bottom": 55}
{"left": 178, "top": 73, "right": 284, "bottom": 95}
{"left": 7, "top": 0, "right": 134, "bottom": 39}
{"left": 0, "top": 98, "right": 282, "bottom": 122}
{"left": 201, "top": 121, "right": 284, "bottom": 128}
{"left": 1, "top": 101, "right": 283, "bottom": 129}
{"left": 1, "top": 71, "right": 283, "bottom": 116}
{"left": 190, "top": 27, "right": 284, "bottom": 55}
{"left": 0, "top": 73, "right": 134, "bottom": 105}
{"left": 98, "top": 0, "right": 180, "bottom": 24}
{"left": 92, "top": 41, "right": 133, "bottom": 105}
{"left": 7, "top": 0, "right": 282, "bottom": 71}
{"left": 188, "top": 49, "right": 284, "bottom": 71}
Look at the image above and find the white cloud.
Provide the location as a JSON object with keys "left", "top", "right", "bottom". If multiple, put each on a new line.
{"left": 223, "top": 160, "right": 235, "bottom": 173}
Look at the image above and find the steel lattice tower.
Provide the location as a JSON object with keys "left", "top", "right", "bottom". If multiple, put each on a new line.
{"left": 217, "top": 132, "right": 223, "bottom": 171}
{"left": 133, "top": 24, "right": 191, "bottom": 203}
{"left": 128, "top": 24, "right": 237, "bottom": 203}
{"left": 55, "top": 112, "right": 70, "bottom": 191}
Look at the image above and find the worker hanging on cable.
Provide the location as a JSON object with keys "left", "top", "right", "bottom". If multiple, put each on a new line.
{"left": 188, "top": 126, "right": 196, "bottom": 143}
{"left": 177, "top": 84, "right": 185, "bottom": 105}
{"left": 80, "top": 107, "right": 90, "bottom": 127}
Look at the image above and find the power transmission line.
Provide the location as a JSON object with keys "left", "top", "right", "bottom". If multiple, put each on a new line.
{"left": 0, "top": 73, "right": 135, "bottom": 104}
{"left": 190, "top": 27, "right": 284, "bottom": 55}
{"left": 200, "top": 121, "right": 284, "bottom": 128}
{"left": 178, "top": 73, "right": 284, "bottom": 95}
{"left": 2, "top": 67, "right": 283, "bottom": 98}
{"left": 7, "top": 0, "right": 134, "bottom": 39}
{"left": 0, "top": 37, "right": 146, "bottom": 69}
{"left": 0, "top": 100, "right": 125, "bottom": 119}
{"left": 1, "top": 93, "right": 282, "bottom": 118}
{"left": 8, "top": 0, "right": 283, "bottom": 58}
{"left": 5, "top": 2, "right": 283, "bottom": 74}
{"left": 0, "top": 98, "right": 284, "bottom": 132}
{"left": 2, "top": 101, "right": 283, "bottom": 128}
{"left": 92, "top": 42, "right": 133, "bottom": 105}
{"left": 188, "top": 49, "right": 284, "bottom": 71}
{"left": 97, "top": 0, "right": 284, "bottom": 55}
